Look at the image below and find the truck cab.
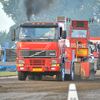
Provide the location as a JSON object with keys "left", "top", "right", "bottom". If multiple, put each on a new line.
{"left": 12, "top": 17, "right": 66, "bottom": 81}
{"left": 65, "top": 20, "right": 97, "bottom": 80}
{"left": 68, "top": 20, "right": 90, "bottom": 57}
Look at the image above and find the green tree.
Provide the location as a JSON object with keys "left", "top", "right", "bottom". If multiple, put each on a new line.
{"left": 0, "top": 30, "right": 7, "bottom": 47}
{"left": 0, "top": 0, "right": 26, "bottom": 23}
{"left": 1, "top": 0, "right": 100, "bottom": 22}
{"left": 0, "top": 0, "right": 100, "bottom": 47}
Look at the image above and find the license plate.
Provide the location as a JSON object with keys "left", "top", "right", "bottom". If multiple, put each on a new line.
{"left": 33, "top": 68, "right": 42, "bottom": 71}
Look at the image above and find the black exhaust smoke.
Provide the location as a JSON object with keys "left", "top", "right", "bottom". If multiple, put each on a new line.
{"left": 24, "top": 0, "right": 54, "bottom": 21}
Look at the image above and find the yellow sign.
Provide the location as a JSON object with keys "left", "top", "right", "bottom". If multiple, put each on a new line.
{"left": 77, "top": 49, "right": 87, "bottom": 55}
{"left": 0, "top": 51, "right": 1, "bottom": 56}
{"left": 33, "top": 68, "right": 42, "bottom": 71}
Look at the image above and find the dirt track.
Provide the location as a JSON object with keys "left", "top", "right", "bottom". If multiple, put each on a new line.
{"left": 0, "top": 71, "right": 100, "bottom": 100}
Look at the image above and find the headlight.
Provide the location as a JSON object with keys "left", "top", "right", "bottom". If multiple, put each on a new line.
{"left": 51, "top": 60, "right": 57, "bottom": 63}
{"left": 18, "top": 59, "right": 24, "bottom": 63}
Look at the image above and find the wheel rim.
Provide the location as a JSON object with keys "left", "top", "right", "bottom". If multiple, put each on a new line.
{"left": 71, "top": 69, "right": 74, "bottom": 80}
{"left": 62, "top": 67, "right": 65, "bottom": 81}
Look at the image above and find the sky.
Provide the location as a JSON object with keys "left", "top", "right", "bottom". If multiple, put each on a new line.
{"left": 0, "top": 3, "right": 15, "bottom": 33}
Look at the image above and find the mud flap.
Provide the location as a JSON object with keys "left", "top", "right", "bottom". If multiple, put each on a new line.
{"left": 74, "top": 62, "right": 95, "bottom": 80}
{"left": 74, "top": 62, "right": 81, "bottom": 80}
{"left": 89, "top": 63, "right": 95, "bottom": 80}
{"left": 81, "top": 62, "right": 95, "bottom": 80}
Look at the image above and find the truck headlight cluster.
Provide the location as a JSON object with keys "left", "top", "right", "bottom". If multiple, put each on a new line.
{"left": 18, "top": 59, "right": 24, "bottom": 63}
{"left": 51, "top": 60, "right": 57, "bottom": 63}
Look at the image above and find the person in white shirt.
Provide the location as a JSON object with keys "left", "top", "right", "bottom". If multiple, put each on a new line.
{"left": 76, "top": 31, "right": 85, "bottom": 37}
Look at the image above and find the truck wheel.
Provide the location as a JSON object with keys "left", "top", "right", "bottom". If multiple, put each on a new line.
{"left": 28, "top": 74, "right": 34, "bottom": 80}
{"left": 34, "top": 75, "right": 42, "bottom": 80}
{"left": 71, "top": 68, "right": 74, "bottom": 80}
{"left": 56, "top": 63, "right": 65, "bottom": 81}
{"left": 18, "top": 71, "right": 27, "bottom": 81}
{"left": 65, "top": 68, "right": 74, "bottom": 81}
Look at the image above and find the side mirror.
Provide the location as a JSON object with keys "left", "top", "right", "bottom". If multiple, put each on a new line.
{"left": 60, "top": 27, "right": 62, "bottom": 37}
{"left": 11, "top": 29, "right": 16, "bottom": 41}
{"left": 62, "top": 30, "right": 66, "bottom": 39}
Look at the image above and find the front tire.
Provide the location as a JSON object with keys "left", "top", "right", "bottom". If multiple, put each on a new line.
{"left": 56, "top": 63, "right": 65, "bottom": 81}
{"left": 18, "top": 71, "right": 27, "bottom": 81}
{"left": 65, "top": 68, "right": 74, "bottom": 81}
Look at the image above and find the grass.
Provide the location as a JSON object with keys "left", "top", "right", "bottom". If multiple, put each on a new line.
{"left": 0, "top": 72, "right": 18, "bottom": 77}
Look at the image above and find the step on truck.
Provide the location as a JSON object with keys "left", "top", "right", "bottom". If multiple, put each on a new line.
{"left": 65, "top": 20, "right": 97, "bottom": 80}
{"left": 11, "top": 16, "right": 66, "bottom": 81}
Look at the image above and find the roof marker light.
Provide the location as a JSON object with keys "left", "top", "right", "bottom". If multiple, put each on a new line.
{"left": 32, "top": 23, "right": 35, "bottom": 25}
{"left": 89, "top": 18, "right": 91, "bottom": 22}
{"left": 66, "top": 18, "right": 71, "bottom": 22}
{"left": 66, "top": 18, "right": 68, "bottom": 21}
{"left": 53, "top": 23, "right": 56, "bottom": 25}
{"left": 92, "top": 18, "right": 94, "bottom": 23}
{"left": 42, "top": 23, "right": 45, "bottom": 25}
{"left": 69, "top": 18, "right": 71, "bottom": 22}
{"left": 37, "top": 23, "right": 40, "bottom": 25}
{"left": 21, "top": 23, "right": 24, "bottom": 25}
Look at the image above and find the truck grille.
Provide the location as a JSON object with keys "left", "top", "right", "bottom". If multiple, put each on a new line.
{"left": 29, "top": 59, "right": 45, "bottom": 65}
{"left": 19, "top": 50, "right": 56, "bottom": 58}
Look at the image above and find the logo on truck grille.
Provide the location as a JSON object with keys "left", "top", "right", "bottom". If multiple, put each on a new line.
{"left": 30, "top": 50, "right": 45, "bottom": 57}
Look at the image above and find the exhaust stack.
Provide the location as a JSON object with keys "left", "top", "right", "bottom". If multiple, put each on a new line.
{"left": 57, "top": 16, "right": 66, "bottom": 30}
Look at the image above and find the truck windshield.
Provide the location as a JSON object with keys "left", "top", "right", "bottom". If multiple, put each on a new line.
{"left": 71, "top": 29, "right": 87, "bottom": 38}
{"left": 19, "top": 27, "right": 58, "bottom": 40}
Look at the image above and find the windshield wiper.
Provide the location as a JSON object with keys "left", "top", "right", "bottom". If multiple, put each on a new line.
{"left": 23, "top": 36, "right": 34, "bottom": 41}
{"left": 38, "top": 36, "right": 51, "bottom": 39}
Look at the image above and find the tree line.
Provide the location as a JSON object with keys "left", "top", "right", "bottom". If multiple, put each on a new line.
{"left": 0, "top": 0, "right": 100, "bottom": 47}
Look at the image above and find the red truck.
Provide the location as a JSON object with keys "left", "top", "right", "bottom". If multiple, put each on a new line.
{"left": 11, "top": 16, "right": 66, "bottom": 81}
{"left": 65, "top": 20, "right": 97, "bottom": 80}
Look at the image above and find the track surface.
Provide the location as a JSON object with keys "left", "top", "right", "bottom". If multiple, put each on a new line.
{"left": 0, "top": 71, "right": 100, "bottom": 100}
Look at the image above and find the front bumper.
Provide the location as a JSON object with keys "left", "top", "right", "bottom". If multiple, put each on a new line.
{"left": 17, "top": 58, "right": 60, "bottom": 72}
